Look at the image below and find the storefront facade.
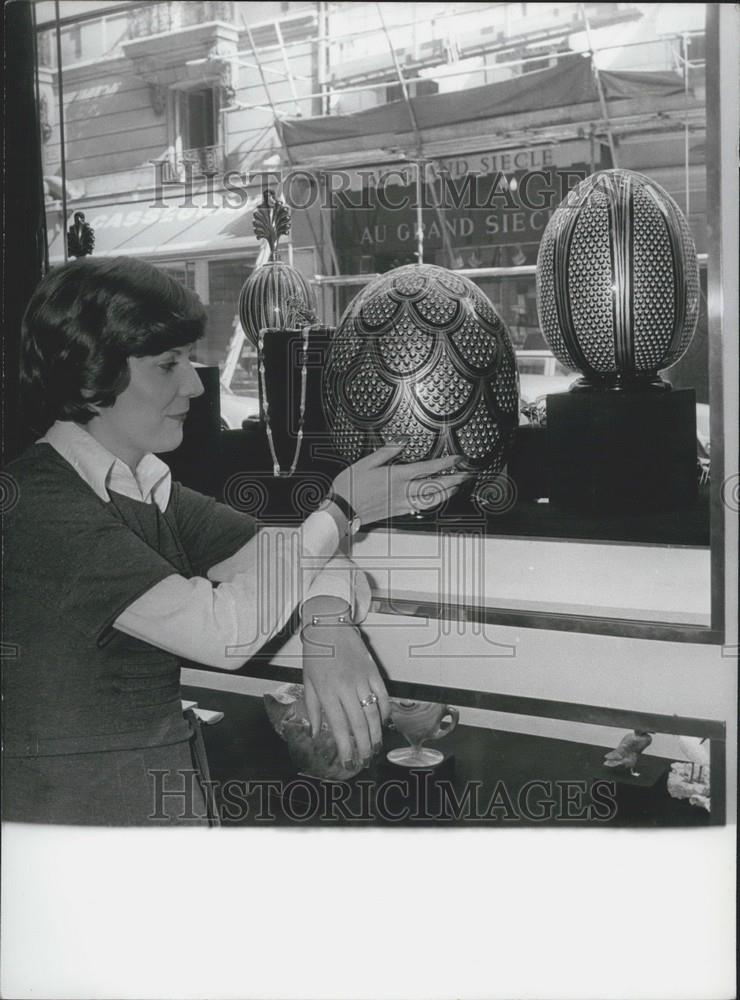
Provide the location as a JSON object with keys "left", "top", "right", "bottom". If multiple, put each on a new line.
{"left": 37, "top": 1, "right": 708, "bottom": 384}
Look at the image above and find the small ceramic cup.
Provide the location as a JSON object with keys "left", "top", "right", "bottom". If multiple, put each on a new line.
{"left": 387, "top": 698, "right": 459, "bottom": 768}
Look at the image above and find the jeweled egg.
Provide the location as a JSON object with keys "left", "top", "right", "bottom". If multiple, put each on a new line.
{"left": 536, "top": 169, "right": 699, "bottom": 388}
{"left": 322, "top": 264, "right": 519, "bottom": 478}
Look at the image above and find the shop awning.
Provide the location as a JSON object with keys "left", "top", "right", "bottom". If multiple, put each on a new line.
{"left": 277, "top": 57, "right": 686, "bottom": 159}
{"left": 48, "top": 194, "right": 262, "bottom": 262}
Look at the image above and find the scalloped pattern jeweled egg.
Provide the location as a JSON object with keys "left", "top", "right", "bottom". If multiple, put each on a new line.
{"left": 322, "top": 264, "right": 519, "bottom": 477}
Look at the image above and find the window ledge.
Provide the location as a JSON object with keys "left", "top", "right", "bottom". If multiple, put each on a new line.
{"left": 348, "top": 527, "right": 711, "bottom": 627}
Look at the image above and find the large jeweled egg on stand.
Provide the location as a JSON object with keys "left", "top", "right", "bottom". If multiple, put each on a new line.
{"left": 322, "top": 264, "right": 519, "bottom": 492}
{"left": 536, "top": 168, "right": 699, "bottom": 390}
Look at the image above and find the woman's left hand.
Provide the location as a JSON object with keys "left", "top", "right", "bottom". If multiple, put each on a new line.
{"left": 302, "top": 623, "right": 390, "bottom": 769}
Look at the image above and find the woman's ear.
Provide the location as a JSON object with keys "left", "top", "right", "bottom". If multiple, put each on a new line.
{"left": 79, "top": 391, "right": 101, "bottom": 419}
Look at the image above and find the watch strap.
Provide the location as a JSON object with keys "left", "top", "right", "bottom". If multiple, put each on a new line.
{"left": 320, "top": 491, "right": 360, "bottom": 530}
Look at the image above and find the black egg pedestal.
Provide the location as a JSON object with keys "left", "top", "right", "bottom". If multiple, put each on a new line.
{"left": 221, "top": 326, "right": 340, "bottom": 522}
{"left": 259, "top": 325, "right": 334, "bottom": 448}
{"left": 546, "top": 386, "right": 697, "bottom": 513}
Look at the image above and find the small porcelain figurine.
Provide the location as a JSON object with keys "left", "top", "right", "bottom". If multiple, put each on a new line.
{"left": 677, "top": 735, "right": 710, "bottom": 784}
{"left": 386, "top": 698, "right": 459, "bottom": 768}
{"left": 603, "top": 729, "right": 653, "bottom": 777}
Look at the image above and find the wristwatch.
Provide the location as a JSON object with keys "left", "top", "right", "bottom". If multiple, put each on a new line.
{"left": 317, "top": 490, "right": 362, "bottom": 536}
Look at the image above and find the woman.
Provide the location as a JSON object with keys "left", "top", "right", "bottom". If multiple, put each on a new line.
{"left": 2, "top": 257, "right": 467, "bottom": 826}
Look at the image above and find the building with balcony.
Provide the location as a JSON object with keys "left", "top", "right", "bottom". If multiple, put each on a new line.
{"left": 36, "top": 0, "right": 321, "bottom": 367}
{"left": 36, "top": 0, "right": 708, "bottom": 388}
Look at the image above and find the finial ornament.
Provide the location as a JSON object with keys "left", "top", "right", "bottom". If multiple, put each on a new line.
{"left": 252, "top": 189, "right": 293, "bottom": 261}
{"left": 238, "top": 191, "right": 317, "bottom": 349}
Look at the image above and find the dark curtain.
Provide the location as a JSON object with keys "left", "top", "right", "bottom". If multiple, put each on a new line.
{"left": 2, "top": 0, "right": 47, "bottom": 463}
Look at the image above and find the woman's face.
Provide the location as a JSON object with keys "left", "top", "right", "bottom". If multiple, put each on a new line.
{"left": 86, "top": 343, "right": 204, "bottom": 469}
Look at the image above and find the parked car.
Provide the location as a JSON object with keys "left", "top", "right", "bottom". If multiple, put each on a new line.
{"left": 519, "top": 371, "right": 578, "bottom": 404}
{"left": 517, "top": 350, "right": 577, "bottom": 417}
{"left": 219, "top": 387, "right": 260, "bottom": 429}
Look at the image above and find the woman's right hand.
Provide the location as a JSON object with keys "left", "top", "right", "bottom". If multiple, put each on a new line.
{"left": 331, "top": 443, "right": 472, "bottom": 526}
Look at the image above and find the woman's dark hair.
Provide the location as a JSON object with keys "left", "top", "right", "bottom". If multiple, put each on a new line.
{"left": 21, "top": 256, "right": 207, "bottom": 432}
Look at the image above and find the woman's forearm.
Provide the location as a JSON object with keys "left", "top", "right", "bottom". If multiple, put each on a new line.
{"left": 113, "top": 524, "right": 371, "bottom": 670}
{"left": 206, "top": 510, "right": 343, "bottom": 583}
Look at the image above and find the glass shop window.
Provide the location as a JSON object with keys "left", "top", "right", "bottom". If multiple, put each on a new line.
{"left": 476, "top": 273, "right": 543, "bottom": 350}
{"left": 157, "top": 262, "right": 204, "bottom": 361}
{"left": 174, "top": 87, "right": 223, "bottom": 177}
{"left": 206, "top": 258, "right": 256, "bottom": 378}
{"left": 208, "top": 259, "right": 251, "bottom": 304}
{"left": 520, "top": 49, "right": 552, "bottom": 74}
{"left": 331, "top": 160, "right": 592, "bottom": 281}
{"left": 385, "top": 77, "right": 439, "bottom": 103}
{"left": 159, "top": 261, "right": 196, "bottom": 292}
{"left": 180, "top": 88, "right": 218, "bottom": 150}
{"left": 54, "top": 15, "right": 129, "bottom": 62}
{"left": 289, "top": 246, "right": 317, "bottom": 287}
{"left": 686, "top": 34, "right": 706, "bottom": 61}
{"left": 59, "top": 24, "right": 81, "bottom": 62}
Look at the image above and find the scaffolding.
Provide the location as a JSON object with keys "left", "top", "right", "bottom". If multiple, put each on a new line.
{"left": 38, "top": 0, "right": 707, "bottom": 308}
{"left": 216, "top": 3, "right": 706, "bottom": 246}
{"left": 214, "top": 2, "right": 706, "bottom": 328}
{"left": 38, "top": 2, "right": 706, "bottom": 188}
